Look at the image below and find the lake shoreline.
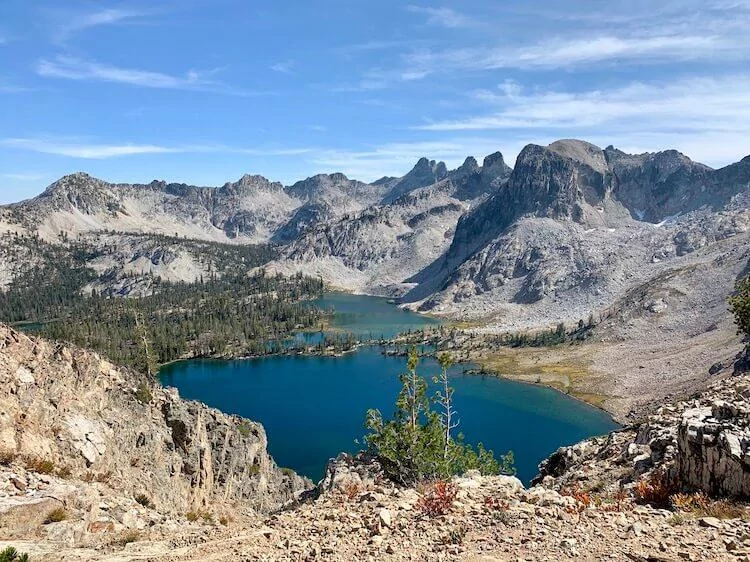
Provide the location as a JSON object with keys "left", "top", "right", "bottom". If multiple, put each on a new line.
{"left": 161, "top": 343, "right": 619, "bottom": 484}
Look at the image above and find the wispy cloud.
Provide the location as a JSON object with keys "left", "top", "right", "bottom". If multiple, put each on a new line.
{"left": 270, "top": 60, "right": 295, "bottom": 74}
{"left": 410, "top": 74, "right": 750, "bottom": 168}
{"left": 406, "top": 6, "right": 477, "bottom": 28}
{"left": 334, "top": 40, "right": 417, "bottom": 54}
{"left": 343, "top": 2, "right": 750, "bottom": 87}
{"left": 55, "top": 8, "right": 148, "bottom": 43}
{"left": 403, "top": 34, "right": 742, "bottom": 76}
{"left": 329, "top": 66, "right": 428, "bottom": 92}
{"left": 36, "top": 55, "right": 212, "bottom": 89}
{"left": 416, "top": 75, "right": 750, "bottom": 132}
{"left": 2, "top": 172, "right": 49, "bottom": 182}
{"left": 35, "top": 56, "right": 252, "bottom": 95}
{"left": 310, "top": 139, "right": 508, "bottom": 181}
{"left": 1, "top": 138, "right": 181, "bottom": 159}
{"left": 0, "top": 137, "right": 315, "bottom": 160}
{"left": 0, "top": 82, "right": 33, "bottom": 94}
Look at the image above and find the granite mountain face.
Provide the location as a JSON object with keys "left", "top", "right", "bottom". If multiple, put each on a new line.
{"left": 1, "top": 139, "right": 748, "bottom": 331}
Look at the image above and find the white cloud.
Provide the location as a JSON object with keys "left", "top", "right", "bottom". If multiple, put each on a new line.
{"left": 348, "top": 2, "right": 750, "bottom": 86}
{"left": 2, "top": 173, "right": 49, "bottom": 182}
{"left": 406, "top": 6, "right": 477, "bottom": 28}
{"left": 270, "top": 60, "right": 295, "bottom": 74}
{"left": 417, "top": 75, "right": 750, "bottom": 132}
{"left": 310, "top": 139, "right": 510, "bottom": 181}
{"left": 56, "top": 9, "right": 147, "bottom": 43}
{"left": 0, "top": 137, "right": 315, "bottom": 160}
{"left": 36, "top": 55, "right": 214, "bottom": 90}
{"left": 1, "top": 138, "right": 181, "bottom": 159}
{"left": 404, "top": 34, "right": 742, "bottom": 76}
{"left": 34, "top": 56, "right": 256, "bottom": 95}
{"left": 0, "top": 82, "right": 32, "bottom": 94}
{"left": 412, "top": 75, "right": 750, "bottom": 168}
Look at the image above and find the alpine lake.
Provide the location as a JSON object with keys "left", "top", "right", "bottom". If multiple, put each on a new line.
{"left": 160, "top": 293, "right": 619, "bottom": 484}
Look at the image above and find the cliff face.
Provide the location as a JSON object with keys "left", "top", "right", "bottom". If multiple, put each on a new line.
{"left": 0, "top": 324, "right": 309, "bottom": 518}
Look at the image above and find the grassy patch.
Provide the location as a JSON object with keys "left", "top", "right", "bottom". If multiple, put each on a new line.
{"left": 473, "top": 348, "right": 612, "bottom": 408}
{"left": 24, "top": 457, "right": 55, "bottom": 475}
{"left": 43, "top": 507, "right": 67, "bottom": 524}
{"left": 134, "top": 494, "right": 154, "bottom": 509}
{"left": 112, "top": 530, "right": 141, "bottom": 547}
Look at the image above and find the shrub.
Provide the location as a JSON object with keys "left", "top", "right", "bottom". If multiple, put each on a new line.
{"left": 134, "top": 494, "right": 154, "bottom": 509}
{"left": 113, "top": 530, "right": 140, "bottom": 547}
{"left": 484, "top": 496, "right": 509, "bottom": 511}
{"left": 671, "top": 492, "right": 710, "bottom": 512}
{"left": 24, "top": 457, "right": 55, "bottom": 475}
{"left": 186, "top": 509, "right": 213, "bottom": 524}
{"left": 634, "top": 470, "right": 679, "bottom": 508}
{"left": 561, "top": 484, "right": 592, "bottom": 513}
{"left": 672, "top": 492, "right": 746, "bottom": 519}
{"left": 340, "top": 480, "right": 362, "bottom": 501}
{"left": 364, "top": 350, "right": 514, "bottom": 484}
{"left": 0, "top": 547, "right": 29, "bottom": 562}
{"left": 729, "top": 277, "right": 750, "bottom": 340}
{"left": 0, "top": 450, "right": 16, "bottom": 466}
{"left": 441, "top": 525, "right": 467, "bottom": 545}
{"left": 237, "top": 421, "right": 253, "bottom": 437}
{"left": 219, "top": 514, "right": 232, "bottom": 526}
{"left": 43, "top": 507, "right": 67, "bottom": 524}
{"left": 599, "top": 489, "right": 631, "bottom": 513}
{"left": 280, "top": 467, "right": 295, "bottom": 477}
{"left": 417, "top": 480, "right": 458, "bottom": 517}
{"left": 248, "top": 463, "right": 260, "bottom": 476}
{"left": 702, "top": 499, "right": 746, "bottom": 520}
{"left": 135, "top": 383, "right": 152, "bottom": 404}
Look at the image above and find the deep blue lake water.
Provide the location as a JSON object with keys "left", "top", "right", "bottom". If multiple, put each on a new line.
{"left": 309, "top": 292, "right": 442, "bottom": 339}
{"left": 160, "top": 295, "right": 618, "bottom": 484}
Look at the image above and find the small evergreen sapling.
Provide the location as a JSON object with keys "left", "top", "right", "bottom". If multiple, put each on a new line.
{"left": 365, "top": 349, "right": 514, "bottom": 483}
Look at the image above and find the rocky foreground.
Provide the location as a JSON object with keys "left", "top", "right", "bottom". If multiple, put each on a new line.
{"left": 2, "top": 323, "right": 750, "bottom": 560}
{"left": 2, "top": 456, "right": 749, "bottom": 561}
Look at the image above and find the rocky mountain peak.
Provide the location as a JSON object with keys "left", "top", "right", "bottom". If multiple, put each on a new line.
{"left": 220, "top": 174, "right": 283, "bottom": 196}
{"left": 33, "top": 172, "right": 122, "bottom": 216}
{"left": 329, "top": 172, "right": 349, "bottom": 183}
{"left": 381, "top": 157, "right": 449, "bottom": 203}
{"left": 41, "top": 172, "right": 98, "bottom": 195}
{"left": 286, "top": 172, "right": 364, "bottom": 202}
{"left": 482, "top": 151, "right": 509, "bottom": 172}
{"left": 547, "top": 139, "right": 608, "bottom": 174}
{"left": 458, "top": 156, "right": 479, "bottom": 173}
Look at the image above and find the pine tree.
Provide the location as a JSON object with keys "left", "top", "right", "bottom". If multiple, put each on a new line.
{"left": 729, "top": 276, "right": 750, "bottom": 342}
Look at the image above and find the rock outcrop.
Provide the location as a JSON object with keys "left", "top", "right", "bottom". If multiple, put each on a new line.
{"left": 0, "top": 323, "right": 309, "bottom": 524}
{"left": 537, "top": 358, "right": 750, "bottom": 500}
{"left": 678, "top": 400, "right": 750, "bottom": 498}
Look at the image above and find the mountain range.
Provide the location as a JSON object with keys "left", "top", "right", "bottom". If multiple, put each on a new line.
{"left": 1, "top": 139, "right": 748, "bottom": 336}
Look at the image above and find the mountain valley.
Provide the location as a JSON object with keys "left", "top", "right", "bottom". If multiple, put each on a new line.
{"left": 1, "top": 138, "right": 749, "bottom": 561}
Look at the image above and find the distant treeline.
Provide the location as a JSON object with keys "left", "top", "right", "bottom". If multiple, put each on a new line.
{"left": 0, "top": 232, "right": 327, "bottom": 372}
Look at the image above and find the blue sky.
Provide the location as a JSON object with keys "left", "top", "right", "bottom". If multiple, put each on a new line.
{"left": 1, "top": 0, "right": 749, "bottom": 202}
